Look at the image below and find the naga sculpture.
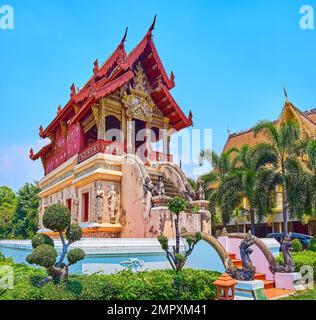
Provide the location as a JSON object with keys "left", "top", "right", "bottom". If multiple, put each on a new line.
{"left": 270, "top": 233, "right": 295, "bottom": 273}
{"left": 228, "top": 231, "right": 256, "bottom": 281}
{"left": 144, "top": 176, "right": 155, "bottom": 193}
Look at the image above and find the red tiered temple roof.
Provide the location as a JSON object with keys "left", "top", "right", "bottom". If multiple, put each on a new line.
{"left": 31, "top": 17, "right": 193, "bottom": 165}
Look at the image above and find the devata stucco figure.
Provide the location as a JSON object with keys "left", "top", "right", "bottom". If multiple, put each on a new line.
{"left": 270, "top": 233, "right": 295, "bottom": 273}
{"left": 108, "top": 185, "right": 120, "bottom": 224}
{"left": 95, "top": 182, "right": 105, "bottom": 223}
{"left": 72, "top": 189, "right": 79, "bottom": 224}
{"left": 228, "top": 231, "right": 256, "bottom": 281}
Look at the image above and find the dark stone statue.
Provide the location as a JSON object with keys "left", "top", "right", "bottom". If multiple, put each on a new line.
{"left": 270, "top": 233, "right": 295, "bottom": 273}
{"left": 228, "top": 231, "right": 256, "bottom": 281}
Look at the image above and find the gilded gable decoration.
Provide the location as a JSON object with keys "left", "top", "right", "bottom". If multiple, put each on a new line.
{"left": 122, "top": 62, "right": 155, "bottom": 123}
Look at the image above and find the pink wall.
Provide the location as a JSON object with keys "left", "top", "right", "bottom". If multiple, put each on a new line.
{"left": 45, "top": 123, "right": 83, "bottom": 174}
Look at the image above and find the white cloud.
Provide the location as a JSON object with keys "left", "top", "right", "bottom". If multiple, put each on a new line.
{"left": 0, "top": 139, "right": 48, "bottom": 191}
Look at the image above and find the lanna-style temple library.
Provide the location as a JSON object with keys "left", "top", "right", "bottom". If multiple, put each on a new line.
{"left": 30, "top": 18, "right": 212, "bottom": 238}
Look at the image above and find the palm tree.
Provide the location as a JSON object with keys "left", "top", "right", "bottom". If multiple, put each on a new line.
{"left": 219, "top": 144, "right": 278, "bottom": 235}
{"left": 199, "top": 148, "right": 238, "bottom": 226}
{"left": 253, "top": 119, "right": 302, "bottom": 234}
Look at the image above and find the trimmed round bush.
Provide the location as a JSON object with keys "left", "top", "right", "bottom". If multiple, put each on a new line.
{"left": 168, "top": 197, "right": 188, "bottom": 214}
{"left": 308, "top": 237, "right": 316, "bottom": 252}
{"left": 292, "top": 238, "right": 303, "bottom": 252}
{"left": 43, "top": 204, "right": 71, "bottom": 232}
{"left": 66, "top": 224, "right": 83, "bottom": 244}
{"left": 26, "top": 244, "right": 57, "bottom": 268}
{"left": 31, "top": 234, "right": 54, "bottom": 249}
{"left": 67, "top": 248, "right": 85, "bottom": 266}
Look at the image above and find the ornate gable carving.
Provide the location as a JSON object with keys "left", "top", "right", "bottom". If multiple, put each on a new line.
{"left": 122, "top": 62, "right": 155, "bottom": 122}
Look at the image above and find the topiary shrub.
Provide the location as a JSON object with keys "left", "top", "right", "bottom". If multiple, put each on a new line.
{"left": 67, "top": 248, "right": 85, "bottom": 266}
{"left": 31, "top": 234, "right": 55, "bottom": 249}
{"left": 308, "top": 237, "right": 316, "bottom": 252}
{"left": 291, "top": 238, "right": 303, "bottom": 252}
{"left": 66, "top": 224, "right": 83, "bottom": 243}
{"left": 43, "top": 204, "right": 71, "bottom": 232}
{"left": 158, "top": 197, "right": 201, "bottom": 272}
{"left": 27, "top": 204, "right": 85, "bottom": 286}
{"left": 26, "top": 244, "right": 57, "bottom": 268}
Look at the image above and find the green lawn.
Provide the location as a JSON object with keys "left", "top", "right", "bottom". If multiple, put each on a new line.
{"left": 280, "top": 285, "right": 316, "bottom": 300}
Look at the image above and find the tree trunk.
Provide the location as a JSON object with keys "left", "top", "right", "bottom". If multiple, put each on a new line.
{"left": 250, "top": 209, "right": 255, "bottom": 235}
{"left": 56, "top": 232, "right": 68, "bottom": 267}
{"left": 174, "top": 213, "right": 180, "bottom": 255}
{"left": 281, "top": 166, "right": 288, "bottom": 235}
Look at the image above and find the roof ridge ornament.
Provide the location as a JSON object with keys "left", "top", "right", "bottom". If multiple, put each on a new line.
{"left": 284, "top": 81, "right": 289, "bottom": 102}
{"left": 70, "top": 83, "right": 76, "bottom": 98}
{"left": 93, "top": 59, "right": 99, "bottom": 74}
{"left": 147, "top": 14, "right": 157, "bottom": 37}
{"left": 39, "top": 125, "right": 44, "bottom": 137}
{"left": 121, "top": 27, "right": 128, "bottom": 45}
{"left": 170, "top": 71, "right": 175, "bottom": 85}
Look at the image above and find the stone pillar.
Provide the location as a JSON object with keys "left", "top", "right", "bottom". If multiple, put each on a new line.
{"left": 121, "top": 106, "right": 127, "bottom": 147}
{"left": 96, "top": 104, "right": 106, "bottom": 140}
{"left": 145, "top": 123, "right": 151, "bottom": 160}
{"left": 167, "top": 135, "right": 171, "bottom": 155}
{"left": 162, "top": 117, "right": 170, "bottom": 156}
{"left": 127, "top": 116, "right": 133, "bottom": 154}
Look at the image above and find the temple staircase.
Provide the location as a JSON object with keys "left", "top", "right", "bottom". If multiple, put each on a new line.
{"left": 148, "top": 171, "right": 183, "bottom": 198}
{"left": 228, "top": 253, "right": 294, "bottom": 300}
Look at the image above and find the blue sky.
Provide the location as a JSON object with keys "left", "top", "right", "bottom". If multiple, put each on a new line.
{"left": 0, "top": 0, "right": 316, "bottom": 190}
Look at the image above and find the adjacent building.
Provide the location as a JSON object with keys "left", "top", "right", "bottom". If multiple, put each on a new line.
{"left": 216, "top": 97, "right": 316, "bottom": 236}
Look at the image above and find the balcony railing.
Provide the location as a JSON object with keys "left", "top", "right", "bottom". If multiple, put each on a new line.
{"left": 78, "top": 140, "right": 125, "bottom": 163}
{"left": 78, "top": 140, "right": 173, "bottom": 164}
{"left": 150, "top": 150, "right": 173, "bottom": 163}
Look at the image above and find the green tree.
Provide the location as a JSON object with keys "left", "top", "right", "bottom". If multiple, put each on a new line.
{"left": 26, "top": 204, "right": 85, "bottom": 285}
{"left": 158, "top": 197, "right": 201, "bottom": 272}
{"left": 0, "top": 186, "right": 17, "bottom": 239}
{"left": 12, "top": 182, "right": 40, "bottom": 238}
{"left": 199, "top": 148, "right": 238, "bottom": 225}
{"left": 235, "top": 144, "right": 278, "bottom": 234}
{"left": 253, "top": 119, "right": 304, "bottom": 234}
{"left": 306, "top": 140, "right": 316, "bottom": 215}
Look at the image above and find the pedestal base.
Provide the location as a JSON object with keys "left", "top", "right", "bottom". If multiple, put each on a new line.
{"left": 235, "top": 280, "right": 267, "bottom": 300}
{"left": 152, "top": 195, "right": 170, "bottom": 207}
{"left": 275, "top": 272, "right": 305, "bottom": 291}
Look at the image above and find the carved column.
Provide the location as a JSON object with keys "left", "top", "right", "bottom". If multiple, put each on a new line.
{"left": 127, "top": 116, "right": 133, "bottom": 154}
{"left": 97, "top": 104, "right": 106, "bottom": 140}
{"left": 121, "top": 106, "right": 127, "bottom": 147}
{"left": 163, "top": 117, "right": 170, "bottom": 156}
{"left": 145, "top": 122, "right": 151, "bottom": 160}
